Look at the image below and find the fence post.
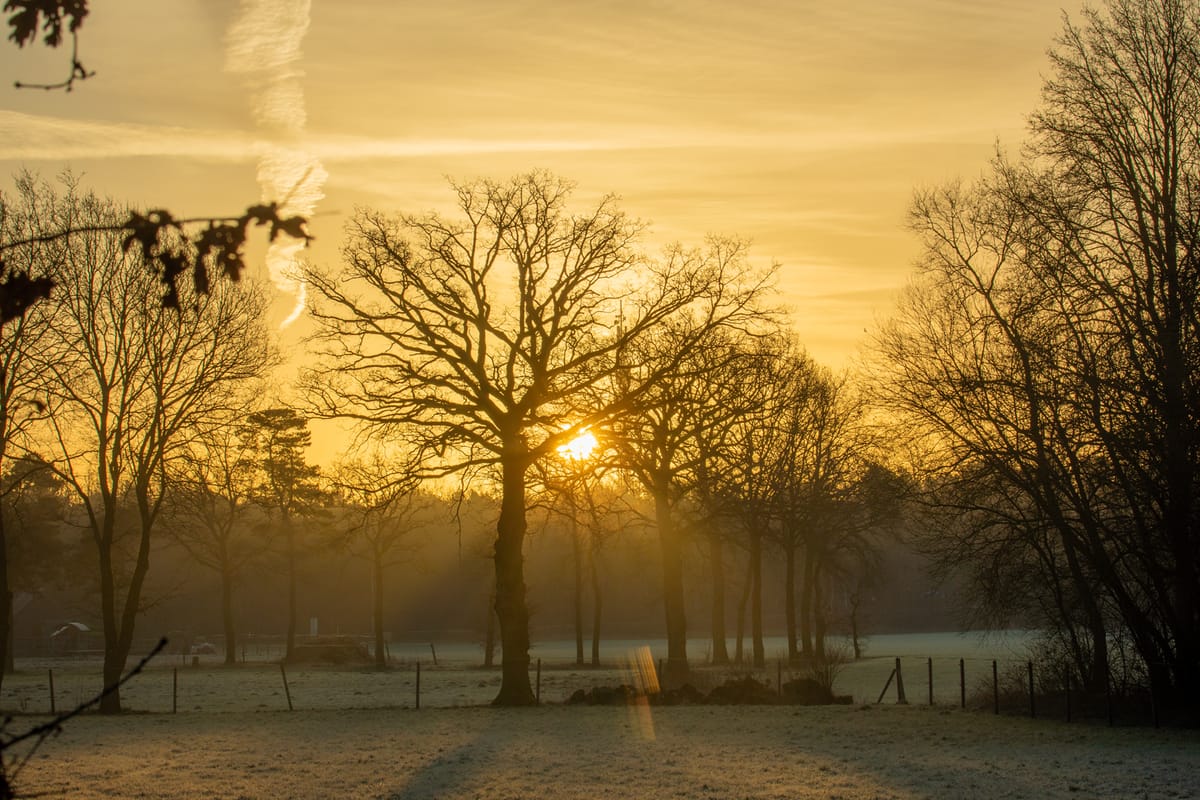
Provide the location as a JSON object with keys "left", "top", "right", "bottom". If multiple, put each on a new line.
{"left": 992, "top": 660, "right": 999, "bottom": 715}
{"left": 416, "top": 661, "right": 421, "bottom": 710}
{"left": 279, "top": 663, "right": 293, "bottom": 712}
{"left": 927, "top": 658, "right": 933, "bottom": 706}
{"left": 876, "top": 668, "right": 896, "bottom": 704}
{"left": 430, "top": 643, "right": 438, "bottom": 666}
{"left": 48, "top": 669, "right": 55, "bottom": 715}
{"left": 894, "top": 657, "right": 907, "bottom": 704}
{"left": 173, "top": 667, "right": 178, "bottom": 714}
{"left": 536, "top": 658, "right": 542, "bottom": 705}
{"left": 1027, "top": 661, "right": 1035, "bottom": 719}
{"left": 1105, "top": 671, "right": 1113, "bottom": 727}
{"left": 959, "top": 659, "right": 965, "bottom": 709}
{"left": 777, "top": 660, "right": 783, "bottom": 697}
{"left": 1065, "top": 671, "right": 1072, "bottom": 723}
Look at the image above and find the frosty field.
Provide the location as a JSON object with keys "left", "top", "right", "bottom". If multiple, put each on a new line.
{"left": 12, "top": 702, "right": 1200, "bottom": 799}
{"left": 4, "top": 633, "right": 1198, "bottom": 799}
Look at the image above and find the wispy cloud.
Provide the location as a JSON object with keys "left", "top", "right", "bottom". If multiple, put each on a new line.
{"left": 226, "top": 0, "right": 325, "bottom": 330}
{"left": 0, "top": 109, "right": 1003, "bottom": 166}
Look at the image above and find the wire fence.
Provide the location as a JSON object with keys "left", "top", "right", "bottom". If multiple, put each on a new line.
{"left": 0, "top": 651, "right": 1159, "bottom": 727}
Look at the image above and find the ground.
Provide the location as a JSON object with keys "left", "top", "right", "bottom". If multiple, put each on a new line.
{"left": 12, "top": 703, "right": 1200, "bottom": 799}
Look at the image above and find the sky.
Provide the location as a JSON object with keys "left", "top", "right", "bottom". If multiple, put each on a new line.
{"left": 0, "top": 0, "right": 1081, "bottom": 368}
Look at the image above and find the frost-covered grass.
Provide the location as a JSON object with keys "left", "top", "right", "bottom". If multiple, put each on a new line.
{"left": 6, "top": 633, "right": 1195, "bottom": 799}
{"left": 11, "top": 702, "right": 1200, "bottom": 799}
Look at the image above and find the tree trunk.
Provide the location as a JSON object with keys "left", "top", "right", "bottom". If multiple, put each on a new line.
{"left": 483, "top": 583, "right": 496, "bottom": 668}
{"left": 785, "top": 540, "right": 798, "bottom": 664}
{"left": 589, "top": 542, "right": 603, "bottom": 667}
{"left": 0, "top": 512, "right": 10, "bottom": 685}
{"left": 750, "top": 524, "right": 764, "bottom": 668}
{"left": 221, "top": 564, "right": 237, "bottom": 666}
{"left": 284, "top": 511, "right": 297, "bottom": 662}
{"left": 799, "top": 548, "right": 816, "bottom": 658}
{"left": 734, "top": 552, "right": 752, "bottom": 664}
{"left": 4, "top": 596, "right": 12, "bottom": 674}
{"left": 100, "top": 503, "right": 153, "bottom": 714}
{"left": 492, "top": 453, "right": 535, "bottom": 705}
{"left": 571, "top": 513, "right": 584, "bottom": 666}
{"left": 813, "top": 565, "right": 827, "bottom": 660}
{"left": 655, "top": 486, "right": 688, "bottom": 684}
{"left": 708, "top": 531, "right": 729, "bottom": 665}
{"left": 373, "top": 554, "right": 386, "bottom": 669}
{"left": 849, "top": 588, "right": 862, "bottom": 659}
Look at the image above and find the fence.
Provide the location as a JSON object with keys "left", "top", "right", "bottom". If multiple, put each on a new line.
{"left": 0, "top": 647, "right": 1165, "bottom": 727}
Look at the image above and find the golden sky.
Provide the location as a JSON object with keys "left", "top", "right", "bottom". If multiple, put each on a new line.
{"left": 0, "top": 0, "right": 1078, "bottom": 367}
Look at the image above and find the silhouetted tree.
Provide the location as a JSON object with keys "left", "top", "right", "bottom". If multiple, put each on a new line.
{"left": 303, "top": 172, "right": 770, "bottom": 704}
{"left": 169, "top": 415, "right": 273, "bottom": 665}
{"left": 876, "top": 0, "right": 1200, "bottom": 715}
{"left": 30, "top": 184, "right": 273, "bottom": 712}
{"left": 0, "top": 175, "right": 56, "bottom": 691}
{"left": 246, "top": 408, "right": 321, "bottom": 662}
{"left": 329, "top": 454, "right": 426, "bottom": 669}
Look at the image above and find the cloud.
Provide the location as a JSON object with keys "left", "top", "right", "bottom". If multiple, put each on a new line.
{"left": 225, "top": 0, "right": 324, "bottom": 329}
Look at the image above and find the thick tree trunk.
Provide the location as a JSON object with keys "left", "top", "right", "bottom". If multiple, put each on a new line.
{"left": 373, "top": 555, "right": 386, "bottom": 669}
{"left": 100, "top": 505, "right": 153, "bottom": 714}
{"left": 571, "top": 514, "right": 584, "bottom": 666}
{"left": 221, "top": 565, "right": 237, "bottom": 666}
{"left": 708, "top": 531, "right": 729, "bottom": 665}
{"left": 655, "top": 486, "right": 688, "bottom": 684}
{"left": 785, "top": 541, "right": 798, "bottom": 664}
{"left": 492, "top": 454, "right": 535, "bottom": 705}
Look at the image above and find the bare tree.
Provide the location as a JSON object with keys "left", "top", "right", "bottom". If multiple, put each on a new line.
{"left": 0, "top": 175, "right": 56, "bottom": 691}
{"left": 874, "top": 0, "right": 1200, "bottom": 716}
{"left": 169, "top": 414, "right": 272, "bottom": 665}
{"left": 245, "top": 408, "right": 322, "bottom": 662}
{"left": 303, "top": 172, "right": 769, "bottom": 704}
{"left": 29, "top": 184, "right": 274, "bottom": 712}
{"left": 328, "top": 453, "right": 426, "bottom": 669}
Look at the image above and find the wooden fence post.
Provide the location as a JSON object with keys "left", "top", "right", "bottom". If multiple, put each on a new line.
{"left": 48, "top": 669, "right": 55, "bottom": 715}
{"left": 1027, "top": 661, "right": 1035, "bottom": 718}
{"left": 279, "top": 663, "right": 293, "bottom": 712}
{"left": 416, "top": 661, "right": 421, "bottom": 710}
{"left": 536, "top": 658, "right": 542, "bottom": 705}
{"left": 876, "top": 668, "right": 896, "bottom": 705}
{"left": 927, "top": 658, "right": 933, "bottom": 706}
{"left": 1065, "top": 671, "right": 1072, "bottom": 723}
{"left": 959, "top": 659, "right": 965, "bottom": 709}
{"left": 173, "top": 667, "right": 178, "bottom": 714}
{"left": 992, "top": 660, "right": 999, "bottom": 715}
{"left": 894, "top": 657, "right": 907, "bottom": 704}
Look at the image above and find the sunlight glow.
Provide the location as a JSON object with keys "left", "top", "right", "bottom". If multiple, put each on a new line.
{"left": 558, "top": 429, "right": 598, "bottom": 461}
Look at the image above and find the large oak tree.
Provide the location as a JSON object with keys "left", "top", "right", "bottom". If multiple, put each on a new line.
{"left": 303, "top": 172, "right": 768, "bottom": 704}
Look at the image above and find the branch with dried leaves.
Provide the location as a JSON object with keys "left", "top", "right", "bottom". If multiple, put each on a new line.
{"left": 0, "top": 203, "right": 311, "bottom": 325}
{"left": 5, "top": 0, "right": 93, "bottom": 91}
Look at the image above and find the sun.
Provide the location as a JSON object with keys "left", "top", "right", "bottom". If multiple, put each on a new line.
{"left": 557, "top": 429, "right": 598, "bottom": 461}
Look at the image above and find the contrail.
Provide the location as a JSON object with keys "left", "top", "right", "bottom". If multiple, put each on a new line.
{"left": 225, "top": 0, "right": 326, "bottom": 329}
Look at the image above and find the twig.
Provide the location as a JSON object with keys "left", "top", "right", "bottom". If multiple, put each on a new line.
{"left": 0, "top": 637, "right": 168, "bottom": 798}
